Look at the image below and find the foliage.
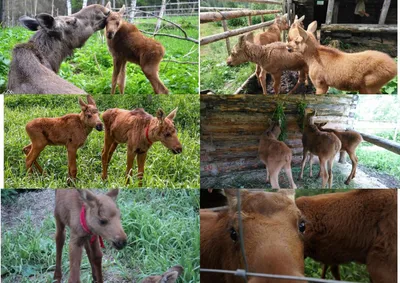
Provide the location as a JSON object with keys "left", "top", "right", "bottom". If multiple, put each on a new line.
{"left": 271, "top": 101, "right": 286, "bottom": 141}
{"left": 1, "top": 189, "right": 200, "bottom": 282}
{"left": 4, "top": 94, "right": 200, "bottom": 189}
{"left": 0, "top": 190, "right": 18, "bottom": 205}
{"left": 0, "top": 16, "right": 198, "bottom": 94}
{"left": 296, "top": 101, "right": 307, "bottom": 131}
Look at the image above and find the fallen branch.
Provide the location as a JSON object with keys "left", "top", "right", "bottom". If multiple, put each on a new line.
{"left": 162, "top": 59, "right": 198, "bottom": 64}
{"left": 139, "top": 29, "right": 199, "bottom": 43}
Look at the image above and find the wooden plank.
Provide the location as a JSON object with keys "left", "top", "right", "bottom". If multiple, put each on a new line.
{"left": 325, "top": 0, "right": 335, "bottom": 24}
{"left": 321, "top": 24, "right": 397, "bottom": 33}
{"left": 200, "top": 7, "right": 250, "bottom": 11}
{"left": 379, "top": 0, "right": 391, "bottom": 25}
{"left": 200, "top": 9, "right": 280, "bottom": 23}
{"left": 201, "top": 20, "right": 275, "bottom": 45}
{"left": 220, "top": 0, "right": 282, "bottom": 4}
{"left": 360, "top": 133, "right": 400, "bottom": 155}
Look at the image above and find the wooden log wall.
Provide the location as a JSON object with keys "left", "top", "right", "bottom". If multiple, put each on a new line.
{"left": 200, "top": 94, "right": 357, "bottom": 180}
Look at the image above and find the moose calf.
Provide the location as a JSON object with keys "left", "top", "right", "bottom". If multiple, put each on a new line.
{"left": 287, "top": 26, "right": 397, "bottom": 94}
{"left": 142, "top": 265, "right": 184, "bottom": 283}
{"left": 296, "top": 190, "right": 397, "bottom": 283}
{"left": 54, "top": 189, "right": 127, "bottom": 283}
{"left": 105, "top": 2, "right": 168, "bottom": 94}
{"left": 24, "top": 95, "right": 103, "bottom": 181}
{"left": 101, "top": 107, "right": 182, "bottom": 185}
{"left": 259, "top": 121, "right": 297, "bottom": 189}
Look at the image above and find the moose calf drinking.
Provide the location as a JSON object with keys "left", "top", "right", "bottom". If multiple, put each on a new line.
{"left": 104, "top": 2, "right": 168, "bottom": 94}
{"left": 101, "top": 107, "right": 182, "bottom": 185}
{"left": 23, "top": 95, "right": 103, "bottom": 181}
{"left": 54, "top": 189, "right": 127, "bottom": 283}
{"left": 8, "top": 4, "right": 111, "bottom": 94}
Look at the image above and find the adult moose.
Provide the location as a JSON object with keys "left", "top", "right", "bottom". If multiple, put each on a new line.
{"left": 201, "top": 189, "right": 305, "bottom": 283}
{"left": 54, "top": 189, "right": 127, "bottom": 283}
{"left": 8, "top": 4, "right": 111, "bottom": 94}
{"left": 101, "top": 107, "right": 182, "bottom": 185}
{"left": 23, "top": 95, "right": 103, "bottom": 181}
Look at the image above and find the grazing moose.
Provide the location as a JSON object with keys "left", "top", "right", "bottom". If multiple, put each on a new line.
{"left": 104, "top": 2, "right": 168, "bottom": 94}
{"left": 287, "top": 26, "right": 397, "bottom": 94}
{"left": 101, "top": 107, "right": 182, "bottom": 185}
{"left": 23, "top": 95, "right": 103, "bottom": 181}
{"left": 201, "top": 189, "right": 305, "bottom": 283}
{"left": 299, "top": 109, "right": 341, "bottom": 188}
{"left": 142, "top": 265, "right": 184, "bottom": 283}
{"left": 315, "top": 123, "right": 363, "bottom": 185}
{"left": 8, "top": 5, "right": 111, "bottom": 94}
{"left": 296, "top": 189, "right": 397, "bottom": 283}
{"left": 54, "top": 189, "right": 127, "bottom": 283}
{"left": 259, "top": 120, "right": 297, "bottom": 189}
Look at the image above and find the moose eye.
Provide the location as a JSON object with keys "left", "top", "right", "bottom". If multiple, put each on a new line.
{"left": 299, "top": 220, "right": 306, "bottom": 233}
{"left": 230, "top": 227, "right": 238, "bottom": 242}
{"left": 99, "top": 219, "right": 108, "bottom": 225}
{"left": 165, "top": 133, "right": 171, "bottom": 138}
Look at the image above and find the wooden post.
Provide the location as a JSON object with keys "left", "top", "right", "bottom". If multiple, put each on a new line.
{"left": 155, "top": 0, "right": 167, "bottom": 33}
{"left": 261, "top": 15, "right": 265, "bottom": 31}
{"left": 379, "top": 0, "right": 391, "bottom": 25}
{"left": 200, "top": 9, "right": 281, "bottom": 23}
{"left": 221, "top": 19, "right": 231, "bottom": 54}
{"left": 360, "top": 133, "right": 400, "bottom": 155}
{"left": 333, "top": 1, "right": 339, "bottom": 24}
{"left": 325, "top": 0, "right": 335, "bottom": 24}
{"left": 247, "top": 15, "right": 252, "bottom": 26}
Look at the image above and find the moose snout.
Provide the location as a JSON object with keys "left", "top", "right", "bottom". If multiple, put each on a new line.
{"left": 172, "top": 146, "right": 183, "bottom": 155}
{"left": 113, "top": 238, "right": 127, "bottom": 250}
{"left": 96, "top": 123, "right": 104, "bottom": 131}
{"left": 226, "top": 58, "right": 233, "bottom": 66}
{"left": 107, "top": 32, "right": 115, "bottom": 39}
{"left": 287, "top": 45, "right": 293, "bottom": 52}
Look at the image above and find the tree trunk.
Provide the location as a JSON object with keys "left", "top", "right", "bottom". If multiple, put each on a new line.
{"left": 34, "top": 0, "right": 38, "bottom": 15}
{"left": 51, "top": 0, "right": 54, "bottom": 16}
{"left": 130, "top": 0, "right": 137, "bottom": 22}
{"left": 113, "top": 0, "right": 116, "bottom": 8}
{"left": 155, "top": 0, "right": 166, "bottom": 33}
{"left": 82, "top": 0, "right": 88, "bottom": 8}
{"left": 66, "top": 0, "right": 72, "bottom": 15}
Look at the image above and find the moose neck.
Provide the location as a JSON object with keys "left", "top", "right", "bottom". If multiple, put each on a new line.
{"left": 79, "top": 112, "right": 94, "bottom": 136}
{"left": 244, "top": 42, "right": 271, "bottom": 66}
{"left": 143, "top": 118, "right": 159, "bottom": 146}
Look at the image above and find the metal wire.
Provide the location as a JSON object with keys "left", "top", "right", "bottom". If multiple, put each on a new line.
{"left": 200, "top": 268, "right": 361, "bottom": 283}
{"left": 236, "top": 189, "right": 248, "bottom": 282}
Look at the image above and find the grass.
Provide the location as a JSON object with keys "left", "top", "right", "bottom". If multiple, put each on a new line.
{"left": 1, "top": 189, "right": 200, "bottom": 282}
{"left": 0, "top": 16, "right": 199, "bottom": 94}
{"left": 4, "top": 94, "right": 200, "bottom": 189}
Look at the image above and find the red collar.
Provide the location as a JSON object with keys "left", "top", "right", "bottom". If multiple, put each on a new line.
{"left": 80, "top": 205, "right": 105, "bottom": 248}
{"left": 145, "top": 126, "right": 153, "bottom": 145}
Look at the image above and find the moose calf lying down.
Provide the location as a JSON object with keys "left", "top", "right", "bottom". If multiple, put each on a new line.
{"left": 259, "top": 121, "right": 297, "bottom": 189}
{"left": 54, "top": 189, "right": 127, "bottom": 283}
{"left": 8, "top": 5, "right": 111, "bottom": 94}
{"left": 142, "top": 265, "right": 184, "bottom": 283}
{"left": 24, "top": 95, "right": 103, "bottom": 181}
{"left": 287, "top": 26, "right": 397, "bottom": 94}
{"left": 105, "top": 2, "right": 168, "bottom": 94}
{"left": 296, "top": 189, "right": 397, "bottom": 283}
{"left": 101, "top": 107, "right": 182, "bottom": 185}
{"left": 201, "top": 189, "right": 305, "bottom": 283}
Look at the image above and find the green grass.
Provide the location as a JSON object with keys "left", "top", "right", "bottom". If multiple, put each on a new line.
{"left": 1, "top": 189, "right": 200, "bottom": 282}
{"left": 0, "top": 16, "right": 199, "bottom": 94}
{"left": 4, "top": 94, "right": 200, "bottom": 189}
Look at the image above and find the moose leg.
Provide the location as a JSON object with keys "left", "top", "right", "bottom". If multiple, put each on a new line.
{"left": 25, "top": 143, "right": 46, "bottom": 174}
{"left": 23, "top": 144, "right": 43, "bottom": 174}
{"left": 255, "top": 65, "right": 262, "bottom": 86}
{"left": 308, "top": 153, "right": 314, "bottom": 178}
{"left": 259, "top": 69, "right": 268, "bottom": 95}
{"left": 269, "top": 166, "right": 280, "bottom": 189}
{"left": 111, "top": 57, "right": 123, "bottom": 95}
{"left": 84, "top": 240, "right": 103, "bottom": 283}
{"left": 101, "top": 133, "right": 114, "bottom": 180}
{"left": 142, "top": 63, "right": 169, "bottom": 94}
{"left": 299, "top": 149, "right": 308, "bottom": 180}
{"left": 68, "top": 240, "right": 83, "bottom": 283}
{"left": 265, "top": 166, "right": 270, "bottom": 183}
{"left": 107, "top": 142, "right": 118, "bottom": 164}
{"left": 271, "top": 72, "right": 282, "bottom": 94}
{"left": 284, "top": 162, "right": 297, "bottom": 189}
{"left": 330, "top": 265, "right": 341, "bottom": 280}
{"left": 327, "top": 157, "right": 334, "bottom": 189}
{"left": 67, "top": 147, "right": 78, "bottom": 180}
{"left": 137, "top": 152, "right": 147, "bottom": 187}
{"left": 345, "top": 151, "right": 358, "bottom": 185}
{"left": 54, "top": 216, "right": 66, "bottom": 283}
{"left": 321, "top": 264, "right": 328, "bottom": 278}
{"left": 319, "top": 157, "right": 328, "bottom": 188}
{"left": 117, "top": 61, "right": 127, "bottom": 94}
{"left": 125, "top": 146, "right": 137, "bottom": 184}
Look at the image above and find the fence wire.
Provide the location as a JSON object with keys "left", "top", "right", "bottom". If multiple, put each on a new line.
{"left": 200, "top": 190, "right": 362, "bottom": 283}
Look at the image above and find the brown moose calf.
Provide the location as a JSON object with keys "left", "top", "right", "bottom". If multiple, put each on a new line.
{"left": 142, "top": 265, "right": 184, "bottom": 283}
{"left": 54, "top": 189, "right": 127, "bottom": 283}
{"left": 296, "top": 190, "right": 397, "bottom": 283}
{"left": 101, "top": 107, "right": 182, "bottom": 185}
{"left": 24, "top": 95, "right": 103, "bottom": 181}
{"left": 104, "top": 2, "right": 168, "bottom": 94}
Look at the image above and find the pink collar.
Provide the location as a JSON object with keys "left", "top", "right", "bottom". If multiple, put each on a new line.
{"left": 80, "top": 205, "right": 105, "bottom": 248}
{"left": 145, "top": 126, "right": 153, "bottom": 145}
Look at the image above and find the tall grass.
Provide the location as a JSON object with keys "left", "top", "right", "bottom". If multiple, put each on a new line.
{"left": 4, "top": 94, "right": 200, "bottom": 189}
{"left": 1, "top": 189, "right": 200, "bottom": 282}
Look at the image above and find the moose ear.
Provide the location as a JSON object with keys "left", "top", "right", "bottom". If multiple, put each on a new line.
{"left": 307, "top": 21, "right": 318, "bottom": 33}
{"left": 238, "top": 35, "right": 245, "bottom": 46}
{"left": 79, "top": 97, "right": 88, "bottom": 110}
{"left": 298, "top": 26, "right": 309, "bottom": 41}
{"left": 119, "top": 5, "right": 126, "bottom": 15}
{"left": 77, "top": 189, "right": 98, "bottom": 208}
{"left": 36, "top": 13, "right": 57, "bottom": 31}
{"left": 156, "top": 108, "right": 165, "bottom": 124}
{"left": 105, "top": 1, "right": 112, "bottom": 9}
{"left": 165, "top": 265, "right": 184, "bottom": 277}
{"left": 106, "top": 189, "right": 119, "bottom": 202}
{"left": 299, "top": 15, "right": 305, "bottom": 22}
{"left": 166, "top": 108, "right": 178, "bottom": 121}
{"left": 86, "top": 95, "right": 97, "bottom": 106}
{"left": 278, "top": 189, "right": 296, "bottom": 202}
{"left": 19, "top": 16, "right": 40, "bottom": 31}
{"left": 245, "top": 32, "right": 254, "bottom": 43}
{"left": 224, "top": 189, "right": 247, "bottom": 211}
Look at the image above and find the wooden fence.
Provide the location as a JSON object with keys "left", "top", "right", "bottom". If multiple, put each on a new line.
{"left": 133, "top": 1, "right": 198, "bottom": 18}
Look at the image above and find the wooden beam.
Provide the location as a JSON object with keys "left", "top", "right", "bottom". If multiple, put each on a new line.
{"left": 221, "top": 19, "right": 231, "bottom": 54}
{"left": 379, "top": 0, "right": 391, "bottom": 25}
{"left": 321, "top": 24, "right": 397, "bottom": 33}
{"left": 325, "top": 0, "right": 335, "bottom": 24}
{"left": 360, "top": 132, "right": 400, "bottom": 155}
{"left": 201, "top": 20, "right": 274, "bottom": 45}
{"left": 200, "top": 7, "right": 250, "bottom": 11}
{"left": 200, "top": 9, "right": 280, "bottom": 23}
{"left": 220, "top": 0, "right": 283, "bottom": 5}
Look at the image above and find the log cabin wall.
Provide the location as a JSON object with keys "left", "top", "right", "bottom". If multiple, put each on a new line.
{"left": 200, "top": 94, "right": 357, "bottom": 185}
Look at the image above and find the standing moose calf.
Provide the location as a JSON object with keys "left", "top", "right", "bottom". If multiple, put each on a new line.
{"left": 24, "top": 95, "right": 103, "bottom": 181}
{"left": 101, "top": 107, "right": 182, "bottom": 185}
{"left": 104, "top": 2, "right": 168, "bottom": 94}
{"left": 54, "top": 189, "right": 127, "bottom": 283}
